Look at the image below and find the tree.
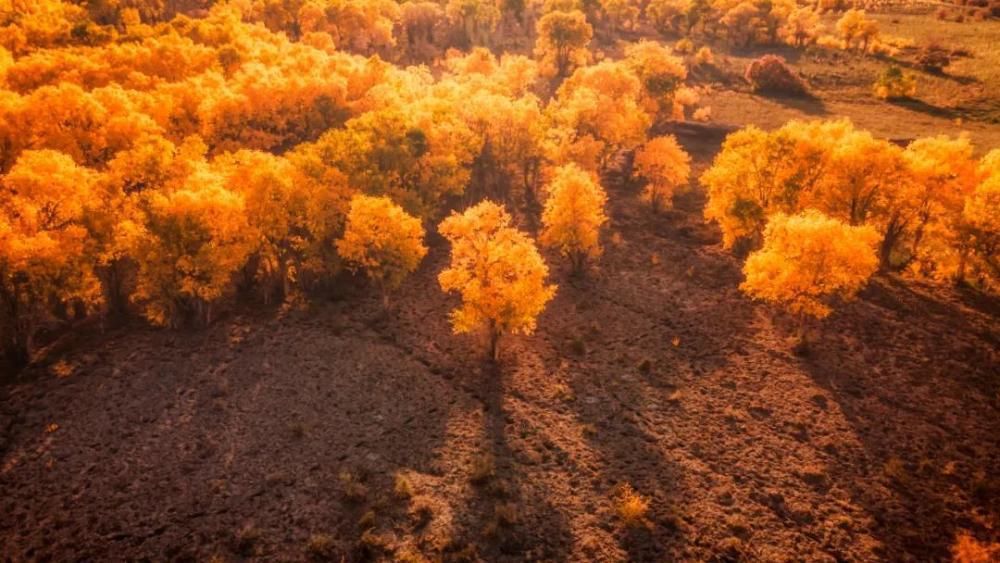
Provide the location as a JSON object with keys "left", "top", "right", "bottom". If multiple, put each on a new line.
{"left": 540, "top": 163, "right": 609, "bottom": 274}
{"left": 0, "top": 150, "right": 102, "bottom": 368}
{"left": 534, "top": 10, "right": 592, "bottom": 79}
{"left": 959, "top": 151, "right": 999, "bottom": 289}
{"left": 782, "top": 7, "right": 820, "bottom": 47}
{"left": 438, "top": 201, "right": 556, "bottom": 361}
{"left": 623, "top": 40, "right": 688, "bottom": 117}
{"left": 336, "top": 194, "right": 427, "bottom": 306}
{"left": 121, "top": 160, "right": 255, "bottom": 327}
{"left": 741, "top": 210, "right": 879, "bottom": 339}
{"left": 836, "top": 9, "right": 878, "bottom": 52}
{"left": 901, "top": 134, "right": 978, "bottom": 273}
{"left": 546, "top": 60, "right": 651, "bottom": 172}
{"left": 633, "top": 135, "right": 691, "bottom": 212}
{"left": 701, "top": 120, "right": 849, "bottom": 250}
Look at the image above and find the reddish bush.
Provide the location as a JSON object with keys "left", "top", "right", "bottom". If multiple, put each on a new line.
{"left": 744, "top": 55, "right": 809, "bottom": 97}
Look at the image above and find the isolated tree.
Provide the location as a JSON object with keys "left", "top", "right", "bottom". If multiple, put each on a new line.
{"left": 633, "top": 135, "right": 691, "bottom": 212}
{"left": 540, "top": 163, "right": 609, "bottom": 274}
{"left": 438, "top": 201, "right": 556, "bottom": 361}
{"left": 0, "top": 150, "right": 102, "bottom": 367}
{"left": 534, "top": 10, "right": 592, "bottom": 78}
{"left": 741, "top": 210, "right": 879, "bottom": 339}
{"left": 336, "top": 194, "right": 428, "bottom": 306}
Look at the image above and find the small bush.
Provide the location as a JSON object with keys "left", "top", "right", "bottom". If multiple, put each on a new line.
{"left": 614, "top": 483, "right": 650, "bottom": 527}
{"left": 674, "top": 38, "right": 694, "bottom": 54}
{"left": 744, "top": 55, "right": 809, "bottom": 97}
{"left": 873, "top": 65, "right": 916, "bottom": 100}
{"left": 394, "top": 472, "right": 415, "bottom": 499}
{"left": 917, "top": 45, "right": 951, "bottom": 72}
{"left": 306, "top": 534, "right": 336, "bottom": 560}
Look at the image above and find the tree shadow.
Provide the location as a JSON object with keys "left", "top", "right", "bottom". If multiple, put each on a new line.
{"left": 795, "top": 280, "right": 1000, "bottom": 559}
{"left": 889, "top": 97, "right": 961, "bottom": 120}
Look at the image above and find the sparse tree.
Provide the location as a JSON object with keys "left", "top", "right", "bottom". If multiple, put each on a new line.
{"left": 540, "top": 163, "right": 609, "bottom": 274}
{"left": 438, "top": 201, "right": 556, "bottom": 361}
{"left": 336, "top": 194, "right": 428, "bottom": 307}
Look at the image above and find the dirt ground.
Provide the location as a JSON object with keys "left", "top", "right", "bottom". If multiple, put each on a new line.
{"left": 1, "top": 125, "right": 998, "bottom": 562}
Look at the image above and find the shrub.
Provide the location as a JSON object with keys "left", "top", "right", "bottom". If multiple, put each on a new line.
{"left": 873, "top": 65, "right": 916, "bottom": 100}
{"left": 917, "top": 45, "right": 951, "bottom": 72}
{"left": 614, "top": 483, "right": 650, "bottom": 527}
{"left": 744, "top": 55, "right": 809, "bottom": 97}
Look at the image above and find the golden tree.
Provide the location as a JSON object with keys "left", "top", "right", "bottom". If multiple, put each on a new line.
{"left": 741, "top": 210, "right": 879, "bottom": 338}
{"left": 623, "top": 40, "right": 688, "bottom": 118}
{"left": 336, "top": 194, "right": 428, "bottom": 306}
{"left": 438, "top": 201, "right": 556, "bottom": 361}
{"left": 959, "top": 150, "right": 999, "bottom": 289}
{"left": 534, "top": 9, "right": 592, "bottom": 78}
{"left": 121, "top": 161, "right": 255, "bottom": 327}
{"left": 901, "top": 134, "right": 979, "bottom": 277}
{"left": 633, "top": 135, "right": 691, "bottom": 213}
{"left": 546, "top": 60, "right": 651, "bottom": 172}
{"left": 835, "top": 9, "right": 879, "bottom": 52}
{"left": 701, "top": 120, "right": 849, "bottom": 250}
{"left": 0, "top": 150, "right": 102, "bottom": 367}
{"left": 540, "top": 163, "right": 609, "bottom": 274}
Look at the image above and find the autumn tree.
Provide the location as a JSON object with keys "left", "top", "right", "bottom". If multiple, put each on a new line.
{"left": 546, "top": 60, "right": 651, "bottom": 172}
{"left": 901, "top": 134, "right": 979, "bottom": 276}
{"left": 0, "top": 150, "right": 101, "bottom": 368}
{"left": 741, "top": 210, "right": 879, "bottom": 340}
{"left": 623, "top": 40, "right": 688, "bottom": 118}
{"left": 701, "top": 120, "right": 849, "bottom": 251}
{"left": 959, "top": 151, "right": 999, "bottom": 289}
{"left": 336, "top": 194, "right": 428, "bottom": 306}
{"left": 540, "top": 163, "right": 609, "bottom": 274}
{"left": 121, "top": 159, "right": 255, "bottom": 327}
{"left": 836, "top": 9, "right": 879, "bottom": 52}
{"left": 438, "top": 201, "right": 556, "bottom": 361}
{"left": 782, "top": 6, "right": 821, "bottom": 47}
{"left": 633, "top": 135, "right": 691, "bottom": 212}
{"left": 534, "top": 9, "right": 592, "bottom": 78}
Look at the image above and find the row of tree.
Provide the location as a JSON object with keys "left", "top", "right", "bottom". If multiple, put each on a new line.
{"left": 702, "top": 119, "right": 999, "bottom": 296}
{"left": 0, "top": 2, "right": 701, "bottom": 367}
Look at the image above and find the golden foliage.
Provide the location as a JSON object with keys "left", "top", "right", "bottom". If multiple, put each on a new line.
{"left": 438, "top": 201, "right": 556, "bottom": 359}
{"left": 741, "top": 210, "right": 879, "bottom": 319}
{"left": 534, "top": 9, "right": 592, "bottom": 78}
{"left": 540, "top": 163, "right": 609, "bottom": 272}
{"left": 122, "top": 158, "right": 256, "bottom": 327}
{"left": 633, "top": 135, "right": 691, "bottom": 212}
{"left": 336, "top": 194, "right": 427, "bottom": 296}
{"left": 0, "top": 150, "right": 101, "bottom": 364}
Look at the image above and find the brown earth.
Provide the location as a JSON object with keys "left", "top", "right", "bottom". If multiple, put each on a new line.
{"left": 1, "top": 129, "right": 998, "bottom": 562}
